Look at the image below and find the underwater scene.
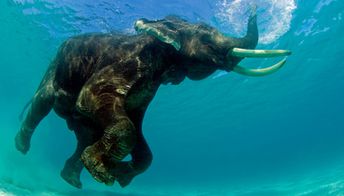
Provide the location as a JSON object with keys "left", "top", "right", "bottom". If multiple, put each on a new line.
{"left": 1, "top": 0, "right": 344, "bottom": 195}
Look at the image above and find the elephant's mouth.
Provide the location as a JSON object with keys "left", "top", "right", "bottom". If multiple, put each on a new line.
{"left": 228, "top": 48, "right": 292, "bottom": 77}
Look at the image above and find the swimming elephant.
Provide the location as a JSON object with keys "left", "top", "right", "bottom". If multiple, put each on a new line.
{"left": 14, "top": 7, "right": 291, "bottom": 189}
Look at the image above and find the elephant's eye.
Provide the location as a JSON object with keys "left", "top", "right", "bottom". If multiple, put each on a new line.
{"left": 199, "top": 34, "right": 216, "bottom": 51}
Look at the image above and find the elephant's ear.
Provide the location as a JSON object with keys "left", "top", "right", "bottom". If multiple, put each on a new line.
{"left": 134, "top": 17, "right": 181, "bottom": 51}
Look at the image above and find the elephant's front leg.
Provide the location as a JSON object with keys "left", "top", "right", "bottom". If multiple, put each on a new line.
{"left": 110, "top": 108, "right": 153, "bottom": 187}
{"left": 76, "top": 74, "right": 137, "bottom": 185}
{"left": 111, "top": 130, "right": 153, "bottom": 187}
{"left": 81, "top": 117, "right": 136, "bottom": 185}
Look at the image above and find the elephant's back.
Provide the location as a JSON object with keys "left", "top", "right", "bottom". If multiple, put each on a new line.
{"left": 54, "top": 33, "right": 129, "bottom": 94}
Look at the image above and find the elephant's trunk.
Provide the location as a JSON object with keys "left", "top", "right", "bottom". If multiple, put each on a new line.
{"left": 224, "top": 7, "right": 292, "bottom": 77}
{"left": 240, "top": 14, "right": 258, "bottom": 49}
{"left": 228, "top": 11, "right": 258, "bottom": 49}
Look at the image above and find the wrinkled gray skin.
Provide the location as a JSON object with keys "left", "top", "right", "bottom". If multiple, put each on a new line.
{"left": 14, "top": 12, "right": 258, "bottom": 188}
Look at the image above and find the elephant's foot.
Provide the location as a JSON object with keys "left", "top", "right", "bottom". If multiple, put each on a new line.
{"left": 15, "top": 126, "right": 33, "bottom": 154}
{"left": 117, "top": 171, "right": 136, "bottom": 188}
{"left": 60, "top": 166, "right": 82, "bottom": 189}
{"left": 81, "top": 143, "right": 115, "bottom": 186}
{"left": 109, "top": 161, "right": 137, "bottom": 188}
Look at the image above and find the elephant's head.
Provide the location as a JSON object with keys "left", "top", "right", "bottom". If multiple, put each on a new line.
{"left": 134, "top": 7, "right": 291, "bottom": 80}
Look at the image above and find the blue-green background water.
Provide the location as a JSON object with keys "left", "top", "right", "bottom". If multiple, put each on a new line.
{"left": 1, "top": 0, "right": 344, "bottom": 195}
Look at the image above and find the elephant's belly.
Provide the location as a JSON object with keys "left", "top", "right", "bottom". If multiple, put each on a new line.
{"left": 53, "top": 87, "right": 78, "bottom": 119}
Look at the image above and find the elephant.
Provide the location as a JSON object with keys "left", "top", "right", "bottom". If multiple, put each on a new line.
{"left": 14, "top": 7, "right": 291, "bottom": 189}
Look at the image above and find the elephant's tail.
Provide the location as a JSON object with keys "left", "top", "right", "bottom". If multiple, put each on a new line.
{"left": 18, "top": 98, "right": 33, "bottom": 122}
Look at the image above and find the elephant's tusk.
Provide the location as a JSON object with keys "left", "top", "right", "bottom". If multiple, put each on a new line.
{"left": 232, "top": 57, "right": 287, "bottom": 77}
{"left": 231, "top": 48, "right": 292, "bottom": 58}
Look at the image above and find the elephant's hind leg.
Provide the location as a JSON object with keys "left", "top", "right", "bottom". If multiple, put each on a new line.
{"left": 61, "top": 120, "right": 100, "bottom": 189}
{"left": 15, "top": 76, "right": 55, "bottom": 154}
{"left": 60, "top": 140, "right": 85, "bottom": 189}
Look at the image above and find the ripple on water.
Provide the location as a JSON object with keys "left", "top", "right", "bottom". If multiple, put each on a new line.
{"left": 215, "top": 0, "right": 297, "bottom": 44}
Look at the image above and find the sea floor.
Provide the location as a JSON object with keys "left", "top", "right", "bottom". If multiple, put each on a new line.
{"left": 1, "top": 163, "right": 344, "bottom": 196}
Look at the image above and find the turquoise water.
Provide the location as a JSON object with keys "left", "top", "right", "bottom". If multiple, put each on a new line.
{"left": 1, "top": 0, "right": 344, "bottom": 195}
